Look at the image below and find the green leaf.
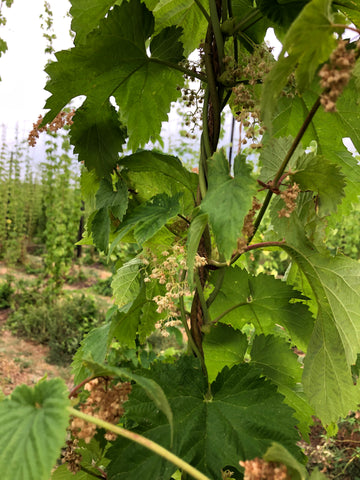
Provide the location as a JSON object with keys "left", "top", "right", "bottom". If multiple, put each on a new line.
{"left": 293, "top": 154, "right": 346, "bottom": 215}
{"left": 201, "top": 151, "right": 256, "bottom": 261}
{"left": 261, "top": 0, "right": 337, "bottom": 123}
{"left": 112, "top": 258, "right": 143, "bottom": 308}
{"left": 70, "top": 100, "right": 127, "bottom": 176}
{"left": 110, "top": 285, "right": 148, "bottom": 347}
{"left": 70, "top": 0, "right": 120, "bottom": 45}
{"left": 52, "top": 463, "right": 94, "bottom": 479}
{"left": 258, "top": 135, "right": 303, "bottom": 183}
{"left": 203, "top": 324, "right": 248, "bottom": 383}
{"left": 263, "top": 442, "right": 308, "bottom": 480}
{"left": 209, "top": 266, "right": 314, "bottom": 352}
{"left": 110, "top": 193, "right": 183, "bottom": 251}
{"left": 91, "top": 207, "right": 110, "bottom": 252}
{"left": 121, "top": 150, "right": 198, "bottom": 195}
{"left": 281, "top": 219, "right": 360, "bottom": 423}
{"left": 148, "top": 0, "right": 208, "bottom": 56}
{"left": 95, "top": 177, "right": 129, "bottom": 221}
{"left": 257, "top": 0, "right": 309, "bottom": 27}
{"left": 0, "top": 379, "right": 70, "bottom": 480}
{"left": 44, "top": 0, "right": 184, "bottom": 160}
{"left": 133, "top": 193, "right": 183, "bottom": 244}
{"left": 251, "top": 335, "right": 314, "bottom": 439}
{"left": 71, "top": 323, "right": 111, "bottom": 384}
{"left": 270, "top": 80, "right": 360, "bottom": 218}
{"left": 107, "top": 357, "right": 302, "bottom": 479}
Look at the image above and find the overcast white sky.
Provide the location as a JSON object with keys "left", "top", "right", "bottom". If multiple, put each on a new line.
{"left": 0, "top": 0, "right": 72, "bottom": 145}
{"left": 0, "top": 1, "right": 283, "bottom": 160}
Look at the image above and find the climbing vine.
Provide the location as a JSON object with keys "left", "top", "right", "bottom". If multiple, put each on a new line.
{"left": 1, "top": 0, "right": 360, "bottom": 479}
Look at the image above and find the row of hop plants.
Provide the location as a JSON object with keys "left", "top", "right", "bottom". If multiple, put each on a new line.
{"left": 0, "top": 124, "right": 83, "bottom": 286}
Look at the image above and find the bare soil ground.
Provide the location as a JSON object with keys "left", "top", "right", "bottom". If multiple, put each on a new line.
{"left": 0, "top": 261, "right": 112, "bottom": 395}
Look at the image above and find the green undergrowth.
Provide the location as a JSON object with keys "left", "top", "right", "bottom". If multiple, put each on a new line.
{"left": 5, "top": 277, "right": 106, "bottom": 366}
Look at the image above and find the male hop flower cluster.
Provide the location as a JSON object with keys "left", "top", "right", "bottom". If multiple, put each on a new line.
{"left": 61, "top": 439, "right": 82, "bottom": 474}
{"left": 237, "top": 197, "right": 262, "bottom": 253}
{"left": 143, "top": 244, "right": 206, "bottom": 335}
{"left": 239, "top": 458, "right": 289, "bottom": 480}
{"left": 319, "top": 40, "right": 357, "bottom": 112}
{"left": 28, "top": 109, "right": 75, "bottom": 146}
{"left": 278, "top": 183, "right": 300, "bottom": 218}
{"left": 70, "top": 377, "right": 131, "bottom": 444}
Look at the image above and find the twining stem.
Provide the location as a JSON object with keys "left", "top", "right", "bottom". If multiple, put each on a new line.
{"left": 179, "top": 289, "right": 203, "bottom": 360}
{"left": 209, "top": 0, "right": 224, "bottom": 68}
{"left": 194, "top": 271, "right": 211, "bottom": 325}
{"left": 194, "top": 0, "right": 211, "bottom": 22}
{"left": 206, "top": 267, "right": 225, "bottom": 307}
{"left": 209, "top": 241, "right": 286, "bottom": 267}
{"left": 249, "top": 96, "right": 321, "bottom": 243}
{"left": 67, "top": 407, "right": 211, "bottom": 480}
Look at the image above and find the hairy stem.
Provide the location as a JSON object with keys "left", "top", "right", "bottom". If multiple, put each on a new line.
{"left": 194, "top": 0, "right": 211, "bottom": 22}
{"left": 206, "top": 267, "right": 225, "bottom": 307}
{"left": 209, "top": 0, "right": 224, "bottom": 68}
{"left": 194, "top": 271, "right": 211, "bottom": 325}
{"left": 68, "top": 407, "right": 211, "bottom": 480}
{"left": 249, "top": 96, "right": 321, "bottom": 242}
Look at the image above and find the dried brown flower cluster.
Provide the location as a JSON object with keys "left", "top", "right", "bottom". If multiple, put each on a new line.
{"left": 70, "top": 377, "right": 131, "bottom": 444}
{"left": 61, "top": 438, "right": 82, "bottom": 474}
{"left": 278, "top": 183, "right": 300, "bottom": 218}
{"left": 143, "top": 245, "right": 206, "bottom": 334}
{"left": 28, "top": 109, "right": 75, "bottom": 146}
{"left": 319, "top": 40, "right": 357, "bottom": 112}
{"left": 239, "top": 458, "right": 289, "bottom": 480}
{"left": 237, "top": 197, "right": 262, "bottom": 253}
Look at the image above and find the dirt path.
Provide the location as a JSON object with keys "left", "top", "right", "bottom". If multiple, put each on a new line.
{"left": 0, "top": 261, "right": 113, "bottom": 395}
{"left": 0, "top": 309, "right": 73, "bottom": 395}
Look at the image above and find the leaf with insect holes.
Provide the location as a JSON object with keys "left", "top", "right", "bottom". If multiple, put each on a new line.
{"left": 201, "top": 151, "right": 256, "bottom": 262}
{"left": 0, "top": 379, "right": 70, "bottom": 480}
{"left": 106, "top": 357, "right": 302, "bottom": 480}
{"left": 43, "top": 0, "right": 184, "bottom": 167}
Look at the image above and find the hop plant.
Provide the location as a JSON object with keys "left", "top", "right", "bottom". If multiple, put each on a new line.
{"left": 319, "top": 40, "right": 358, "bottom": 112}
{"left": 239, "top": 458, "right": 289, "bottom": 480}
{"left": 70, "top": 377, "right": 131, "bottom": 444}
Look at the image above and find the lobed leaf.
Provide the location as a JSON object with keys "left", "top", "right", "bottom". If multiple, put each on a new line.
{"left": 107, "top": 357, "right": 302, "bottom": 479}
{"left": 251, "top": 334, "right": 314, "bottom": 439}
{"left": 200, "top": 151, "right": 256, "bottom": 262}
{"left": 280, "top": 218, "right": 360, "bottom": 423}
{"left": 44, "top": 0, "right": 184, "bottom": 174}
{"left": 0, "top": 379, "right": 70, "bottom": 480}
{"left": 209, "top": 266, "right": 314, "bottom": 352}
